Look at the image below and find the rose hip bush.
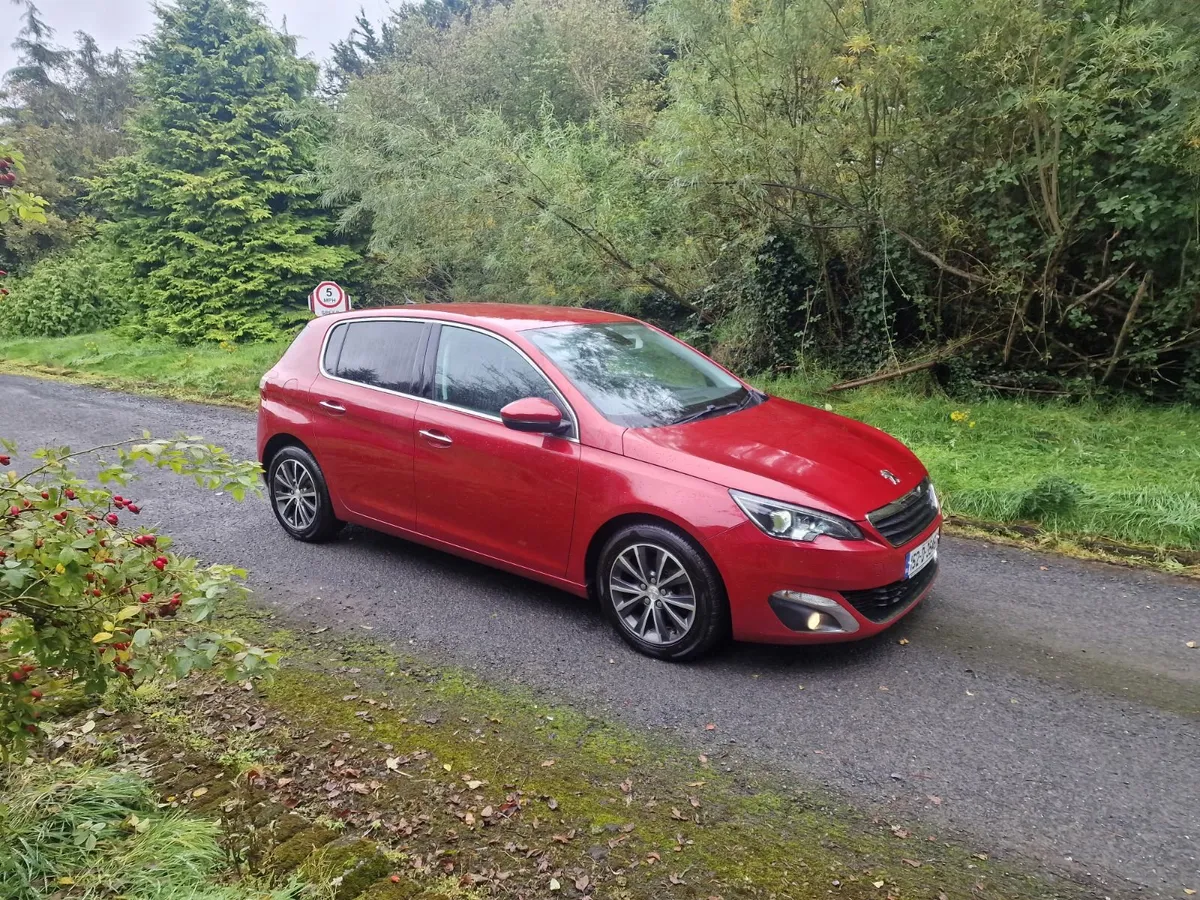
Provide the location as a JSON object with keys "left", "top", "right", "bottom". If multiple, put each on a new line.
{"left": 0, "top": 434, "right": 277, "bottom": 759}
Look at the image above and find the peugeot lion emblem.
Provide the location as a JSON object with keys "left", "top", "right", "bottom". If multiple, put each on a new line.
{"left": 880, "top": 469, "right": 900, "bottom": 485}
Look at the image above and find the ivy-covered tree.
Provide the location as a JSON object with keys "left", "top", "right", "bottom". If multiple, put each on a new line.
{"left": 93, "top": 0, "right": 355, "bottom": 343}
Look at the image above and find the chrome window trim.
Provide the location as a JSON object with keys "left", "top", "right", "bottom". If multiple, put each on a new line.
{"left": 317, "top": 315, "right": 580, "bottom": 442}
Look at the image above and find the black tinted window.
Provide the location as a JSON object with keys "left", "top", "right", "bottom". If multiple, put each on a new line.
{"left": 433, "top": 326, "right": 559, "bottom": 417}
{"left": 323, "top": 323, "right": 347, "bottom": 373}
{"left": 330, "top": 321, "right": 424, "bottom": 394}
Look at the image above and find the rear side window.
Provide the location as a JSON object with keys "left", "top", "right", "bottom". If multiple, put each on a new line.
{"left": 325, "top": 321, "right": 424, "bottom": 395}
{"left": 433, "top": 326, "right": 561, "bottom": 418}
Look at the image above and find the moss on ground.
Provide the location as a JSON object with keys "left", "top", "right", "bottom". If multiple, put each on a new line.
{"left": 186, "top": 605, "right": 1101, "bottom": 900}
{"left": 357, "top": 879, "right": 475, "bottom": 900}
{"left": 357, "top": 881, "right": 424, "bottom": 900}
{"left": 266, "top": 824, "right": 339, "bottom": 875}
{"left": 302, "top": 837, "right": 394, "bottom": 900}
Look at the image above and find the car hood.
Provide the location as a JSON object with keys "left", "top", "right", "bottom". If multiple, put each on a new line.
{"left": 621, "top": 397, "right": 927, "bottom": 519}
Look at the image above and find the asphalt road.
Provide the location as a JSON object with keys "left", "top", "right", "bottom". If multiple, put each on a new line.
{"left": 2, "top": 374, "right": 1198, "bottom": 895}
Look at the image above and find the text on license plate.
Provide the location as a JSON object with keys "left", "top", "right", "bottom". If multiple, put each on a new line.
{"left": 905, "top": 531, "right": 939, "bottom": 579}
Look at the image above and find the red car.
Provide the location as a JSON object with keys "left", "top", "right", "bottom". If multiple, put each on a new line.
{"left": 257, "top": 304, "right": 941, "bottom": 660}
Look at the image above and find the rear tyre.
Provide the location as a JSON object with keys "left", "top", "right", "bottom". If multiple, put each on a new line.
{"left": 597, "top": 522, "right": 729, "bottom": 661}
{"left": 267, "top": 445, "right": 341, "bottom": 543}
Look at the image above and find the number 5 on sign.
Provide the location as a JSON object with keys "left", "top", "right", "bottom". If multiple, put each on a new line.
{"left": 309, "top": 281, "right": 350, "bottom": 316}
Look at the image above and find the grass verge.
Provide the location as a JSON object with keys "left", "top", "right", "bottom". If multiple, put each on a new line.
{"left": 2, "top": 331, "right": 1198, "bottom": 557}
{"left": 90, "top": 603, "right": 1106, "bottom": 900}
{"left": 0, "top": 331, "right": 286, "bottom": 408}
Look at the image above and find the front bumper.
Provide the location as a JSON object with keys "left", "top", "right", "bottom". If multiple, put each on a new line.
{"left": 704, "top": 515, "right": 942, "bottom": 645}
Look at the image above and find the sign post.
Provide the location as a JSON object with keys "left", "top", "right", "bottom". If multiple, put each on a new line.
{"left": 309, "top": 281, "right": 350, "bottom": 317}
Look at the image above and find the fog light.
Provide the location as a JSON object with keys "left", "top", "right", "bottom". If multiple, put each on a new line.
{"left": 767, "top": 590, "right": 860, "bottom": 635}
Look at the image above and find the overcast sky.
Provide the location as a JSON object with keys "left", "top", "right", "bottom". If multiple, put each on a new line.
{"left": 1, "top": 0, "right": 395, "bottom": 73}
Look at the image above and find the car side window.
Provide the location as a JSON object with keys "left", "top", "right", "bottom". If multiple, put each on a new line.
{"left": 328, "top": 321, "right": 424, "bottom": 395}
{"left": 433, "top": 326, "right": 567, "bottom": 424}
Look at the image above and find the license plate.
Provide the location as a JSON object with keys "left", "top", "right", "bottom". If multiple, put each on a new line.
{"left": 905, "top": 531, "right": 939, "bottom": 579}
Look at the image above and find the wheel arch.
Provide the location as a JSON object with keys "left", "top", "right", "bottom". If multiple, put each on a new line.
{"left": 583, "top": 512, "right": 721, "bottom": 600}
{"left": 261, "top": 433, "right": 311, "bottom": 474}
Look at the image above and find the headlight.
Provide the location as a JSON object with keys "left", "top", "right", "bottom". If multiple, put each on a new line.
{"left": 928, "top": 480, "right": 940, "bottom": 511}
{"left": 730, "top": 490, "right": 864, "bottom": 542}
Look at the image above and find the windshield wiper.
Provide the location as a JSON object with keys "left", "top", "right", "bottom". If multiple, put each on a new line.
{"left": 670, "top": 393, "right": 753, "bottom": 426}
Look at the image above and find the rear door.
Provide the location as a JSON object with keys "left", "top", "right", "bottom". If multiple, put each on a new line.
{"left": 413, "top": 324, "right": 580, "bottom": 576}
{"left": 307, "top": 318, "right": 429, "bottom": 528}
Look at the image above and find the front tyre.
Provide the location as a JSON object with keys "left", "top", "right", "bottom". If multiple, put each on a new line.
{"left": 598, "top": 522, "right": 729, "bottom": 661}
{"left": 267, "top": 445, "right": 341, "bottom": 542}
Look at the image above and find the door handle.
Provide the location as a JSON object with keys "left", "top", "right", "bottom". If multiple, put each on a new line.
{"left": 419, "top": 429, "right": 453, "bottom": 447}
{"left": 318, "top": 400, "right": 346, "bottom": 414}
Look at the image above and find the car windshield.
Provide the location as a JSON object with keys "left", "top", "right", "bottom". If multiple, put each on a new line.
{"left": 527, "top": 322, "right": 750, "bottom": 428}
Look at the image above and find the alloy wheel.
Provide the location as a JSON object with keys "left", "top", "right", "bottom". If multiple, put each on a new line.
{"left": 608, "top": 543, "right": 696, "bottom": 645}
{"left": 273, "top": 458, "right": 318, "bottom": 532}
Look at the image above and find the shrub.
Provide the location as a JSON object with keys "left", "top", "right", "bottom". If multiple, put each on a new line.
{"left": 0, "top": 434, "right": 276, "bottom": 761}
{"left": 0, "top": 239, "right": 129, "bottom": 338}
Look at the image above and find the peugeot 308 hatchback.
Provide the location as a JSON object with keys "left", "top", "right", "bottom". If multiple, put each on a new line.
{"left": 258, "top": 304, "right": 941, "bottom": 660}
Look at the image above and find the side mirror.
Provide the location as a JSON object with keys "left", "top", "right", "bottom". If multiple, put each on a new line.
{"left": 500, "top": 397, "right": 567, "bottom": 435}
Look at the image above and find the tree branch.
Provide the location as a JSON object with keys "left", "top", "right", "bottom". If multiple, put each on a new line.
{"left": 1102, "top": 270, "right": 1150, "bottom": 385}
{"left": 827, "top": 359, "right": 938, "bottom": 392}
{"left": 887, "top": 226, "right": 989, "bottom": 285}
{"left": 520, "top": 191, "right": 711, "bottom": 319}
{"left": 1076, "top": 262, "right": 1136, "bottom": 306}
{"left": 717, "top": 180, "right": 993, "bottom": 286}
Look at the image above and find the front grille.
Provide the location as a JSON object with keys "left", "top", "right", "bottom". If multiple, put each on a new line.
{"left": 842, "top": 561, "right": 938, "bottom": 623}
{"left": 868, "top": 477, "right": 938, "bottom": 547}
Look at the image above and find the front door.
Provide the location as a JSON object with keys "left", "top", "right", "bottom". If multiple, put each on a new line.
{"left": 306, "top": 318, "right": 428, "bottom": 528}
{"left": 413, "top": 324, "right": 580, "bottom": 576}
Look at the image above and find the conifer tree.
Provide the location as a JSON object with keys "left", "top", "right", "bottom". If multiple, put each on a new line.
{"left": 94, "top": 0, "right": 354, "bottom": 343}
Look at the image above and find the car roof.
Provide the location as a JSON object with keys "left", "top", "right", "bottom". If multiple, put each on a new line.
{"left": 329, "top": 303, "right": 636, "bottom": 333}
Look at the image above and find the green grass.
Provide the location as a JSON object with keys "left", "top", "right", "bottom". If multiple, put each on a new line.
{"left": 1, "top": 331, "right": 1197, "bottom": 554}
{"left": 0, "top": 760, "right": 301, "bottom": 900}
{"left": 0, "top": 331, "right": 288, "bottom": 407}
{"left": 765, "top": 374, "right": 1200, "bottom": 553}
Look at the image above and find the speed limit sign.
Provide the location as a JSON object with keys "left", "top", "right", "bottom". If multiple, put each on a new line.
{"left": 309, "top": 281, "right": 350, "bottom": 316}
